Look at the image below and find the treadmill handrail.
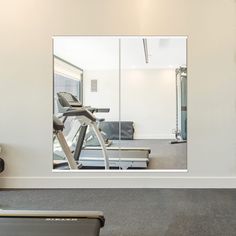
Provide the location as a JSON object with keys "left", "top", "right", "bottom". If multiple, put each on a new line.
{"left": 64, "top": 108, "right": 96, "bottom": 122}
{"left": 0, "top": 210, "right": 105, "bottom": 227}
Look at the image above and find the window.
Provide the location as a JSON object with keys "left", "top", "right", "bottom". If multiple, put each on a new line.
{"left": 53, "top": 56, "right": 83, "bottom": 113}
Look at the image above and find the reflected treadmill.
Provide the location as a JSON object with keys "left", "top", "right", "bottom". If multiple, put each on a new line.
{"left": 56, "top": 92, "right": 150, "bottom": 169}
{"left": 0, "top": 210, "right": 105, "bottom": 236}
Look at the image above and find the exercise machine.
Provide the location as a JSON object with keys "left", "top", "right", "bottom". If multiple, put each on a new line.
{"left": 0, "top": 210, "right": 105, "bottom": 236}
{"left": 57, "top": 92, "right": 112, "bottom": 147}
{"left": 171, "top": 66, "right": 187, "bottom": 144}
{"left": 53, "top": 107, "right": 110, "bottom": 169}
{"left": 53, "top": 116, "right": 80, "bottom": 170}
{"left": 0, "top": 146, "right": 4, "bottom": 173}
{"left": 0, "top": 150, "right": 105, "bottom": 236}
{"left": 0, "top": 158, "right": 4, "bottom": 173}
{"left": 55, "top": 92, "right": 150, "bottom": 169}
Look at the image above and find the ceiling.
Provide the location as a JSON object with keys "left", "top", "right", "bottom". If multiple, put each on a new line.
{"left": 53, "top": 36, "right": 187, "bottom": 70}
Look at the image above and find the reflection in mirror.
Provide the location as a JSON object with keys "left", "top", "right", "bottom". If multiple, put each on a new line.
{"left": 53, "top": 37, "right": 119, "bottom": 170}
{"left": 120, "top": 37, "right": 187, "bottom": 170}
{"left": 52, "top": 36, "right": 187, "bottom": 171}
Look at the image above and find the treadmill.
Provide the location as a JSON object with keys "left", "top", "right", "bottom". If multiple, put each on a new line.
{"left": 0, "top": 145, "right": 4, "bottom": 173}
{"left": 0, "top": 210, "right": 105, "bottom": 236}
{"left": 55, "top": 92, "right": 150, "bottom": 169}
{"left": 0, "top": 151, "right": 105, "bottom": 236}
{"left": 0, "top": 158, "right": 4, "bottom": 173}
{"left": 54, "top": 109, "right": 109, "bottom": 170}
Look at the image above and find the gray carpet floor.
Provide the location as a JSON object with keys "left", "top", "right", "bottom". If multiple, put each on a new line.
{"left": 114, "top": 139, "right": 187, "bottom": 169}
{"left": 0, "top": 189, "right": 236, "bottom": 236}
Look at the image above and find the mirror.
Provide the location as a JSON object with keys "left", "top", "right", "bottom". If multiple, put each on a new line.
{"left": 52, "top": 36, "right": 187, "bottom": 171}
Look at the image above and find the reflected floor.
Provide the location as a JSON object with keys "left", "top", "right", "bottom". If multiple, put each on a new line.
{"left": 112, "top": 139, "right": 187, "bottom": 170}
{"left": 54, "top": 139, "right": 187, "bottom": 170}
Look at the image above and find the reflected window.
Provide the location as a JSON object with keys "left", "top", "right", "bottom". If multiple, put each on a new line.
{"left": 53, "top": 56, "right": 83, "bottom": 113}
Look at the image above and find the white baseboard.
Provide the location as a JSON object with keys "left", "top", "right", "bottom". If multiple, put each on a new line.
{"left": 1, "top": 176, "right": 236, "bottom": 188}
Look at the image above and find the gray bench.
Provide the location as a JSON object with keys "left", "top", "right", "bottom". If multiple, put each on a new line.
{"left": 100, "top": 121, "right": 134, "bottom": 140}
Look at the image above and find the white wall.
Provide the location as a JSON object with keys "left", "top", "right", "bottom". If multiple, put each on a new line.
{"left": 0, "top": 0, "right": 236, "bottom": 188}
{"left": 83, "top": 70, "right": 119, "bottom": 120}
{"left": 84, "top": 69, "right": 176, "bottom": 139}
{"left": 121, "top": 69, "right": 176, "bottom": 139}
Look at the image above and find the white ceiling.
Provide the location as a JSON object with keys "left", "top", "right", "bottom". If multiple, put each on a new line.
{"left": 53, "top": 36, "right": 186, "bottom": 70}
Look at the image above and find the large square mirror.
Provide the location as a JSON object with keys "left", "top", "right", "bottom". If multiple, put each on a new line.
{"left": 52, "top": 36, "right": 187, "bottom": 171}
